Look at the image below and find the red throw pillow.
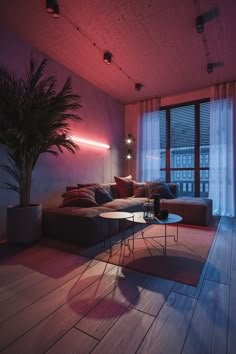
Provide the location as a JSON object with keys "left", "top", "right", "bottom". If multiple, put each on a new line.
{"left": 132, "top": 181, "right": 146, "bottom": 197}
{"left": 60, "top": 186, "right": 98, "bottom": 207}
{"left": 114, "top": 175, "right": 133, "bottom": 198}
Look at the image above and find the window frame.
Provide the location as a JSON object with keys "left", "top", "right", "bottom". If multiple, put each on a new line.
{"left": 160, "top": 98, "right": 210, "bottom": 197}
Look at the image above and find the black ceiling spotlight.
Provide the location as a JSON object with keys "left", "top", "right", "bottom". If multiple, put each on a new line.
{"left": 207, "top": 62, "right": 224, "bottom": 74}
{"left": 52, "top": 3, "right": 60, "bottom": 19}
{"left": 196, "top": 15, "right": 204, "bottom": 33}
{"left": 207, "top": 63, "right": 213, "bottom": 74}
{"left": 196, "top": 8, "right": 219, "bottom": 34}
{"left": 46, "top": 0, "right": 60, "bottom": 19}
{"left": 103, "top": 51, "right": 112, "bottom": 65}
{"left": 135, "top": 83, "right": 143, "bottom": 92}
{"left": 46, "top": 0, "right": 54, "bottom": 13}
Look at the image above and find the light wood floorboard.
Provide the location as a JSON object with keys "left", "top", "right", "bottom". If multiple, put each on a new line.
{"left": 137, "top": 292, "right": 196, "bottom": 354}
{"left": 0, "top": 216, "right": 234, "bottom": 354}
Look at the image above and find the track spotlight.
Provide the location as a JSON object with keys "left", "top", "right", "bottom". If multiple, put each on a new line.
{"left": 103, "top": 51, "right": 112, "bottom": 65}
{"left": 135, "top": 83, "right": 143, "bottom": 92}
{"left": 46, "top": 0, "right": 54, "bottom": 13}
{"left": 52, "top": 3, "right": 59, "bottom": 18}
{"left": 196, "top": 15, "right": 204, "bottom": 33}
{"left": 207, "top": 63, "right": 213, "bottom": 74}
{"left": 46, "top": 0, "right": 59, "bottom": 19}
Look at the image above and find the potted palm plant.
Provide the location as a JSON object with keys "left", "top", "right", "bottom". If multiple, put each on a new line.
{"left": 0, "top": 56, "right": 82, "bottom": 244}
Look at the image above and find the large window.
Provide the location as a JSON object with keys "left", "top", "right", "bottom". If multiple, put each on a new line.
{"left": 159, "top": 99, "right": 210, "bottom": 197}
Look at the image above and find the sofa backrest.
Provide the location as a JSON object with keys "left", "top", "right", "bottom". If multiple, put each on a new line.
{"left": 101, "top": 182, "right": 179, "bottom": 199}
{"left": 64, "top": 182, "right": 179, "bottom": 200}
{"left": 168, "top": 183, "right": 179, "bottom": 197}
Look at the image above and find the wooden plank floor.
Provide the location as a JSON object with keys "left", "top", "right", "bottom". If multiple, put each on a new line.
{"left": 0, "top": 216, "right": 235, "bottom": 354}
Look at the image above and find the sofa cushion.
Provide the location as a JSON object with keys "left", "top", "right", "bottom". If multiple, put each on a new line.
{"left": 42, "top": 205, "right": 119, "bottom": 246}
{"left": 146, "top": 181, "right": 176, "bottom": 199}
{"left": 103, "top": 197, "right": 145, "bottom": 213}
{"left": 132, "top": 181, "right": 146, "bottom": 197}
{"left": 95, "top": 186, "right": 113, "bottom": 204}
{"left": 60, "top": 187, "right": 98, "bottom": 207}
{"left": 114, "top": 175, "right": 133, "bottom": 198}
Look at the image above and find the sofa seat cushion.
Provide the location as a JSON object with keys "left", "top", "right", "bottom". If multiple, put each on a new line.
{"left": 42, "top": 205, "right": 119, "bottom": 246}
{"left": 43, "top": 205, "right": 115, "bottom": 218}
{"left": 161, "top": 197, "right": 212, "bottom": 226}
{"left": 102, "top": 198, "right": 145, "bottom": 213}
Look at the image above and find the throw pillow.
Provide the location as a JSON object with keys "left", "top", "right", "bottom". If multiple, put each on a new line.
{"left": 114, "top": 175, "right": 133, "bottom": 198}
{"left": 60, "top": 186, "right": 98, "bottom": 207}
{"left": 146, "top": 181, "right": 176, "bottom": 199}
{"left": 95, "top": 186, "right": 113, "bottom": 204}
{"left": 132, "top": 181, "right": 146, "bottom": 197}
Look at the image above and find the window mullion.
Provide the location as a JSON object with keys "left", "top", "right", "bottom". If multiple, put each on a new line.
{"left": 195, "top": 103, "right": 200, "bottom": 196}
{"left": 166, "top": 109, "right": 171, "bottom": 182}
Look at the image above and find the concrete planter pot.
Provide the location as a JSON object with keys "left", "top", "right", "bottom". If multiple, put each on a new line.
{"left": 7, "top": 204, "right": 42, "bottom": 244}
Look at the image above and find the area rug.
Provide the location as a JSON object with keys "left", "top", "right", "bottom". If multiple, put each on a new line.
{"left": 80, "top": 218, "right": 220, "bottom": 287}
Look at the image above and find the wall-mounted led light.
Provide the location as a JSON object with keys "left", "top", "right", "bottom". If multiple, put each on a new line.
{"left": 71, "top": 135, "right": 110, "bottom": 149}
{"left": 126, "top": 133, "right": 135, "bottom": 144}
{"left": 126, "top": 149, "right": 132, "bottom": 159}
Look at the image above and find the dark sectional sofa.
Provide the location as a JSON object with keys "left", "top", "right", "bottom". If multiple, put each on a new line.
{"left": 42, "top": 182, "right": 213, "bottom": 246}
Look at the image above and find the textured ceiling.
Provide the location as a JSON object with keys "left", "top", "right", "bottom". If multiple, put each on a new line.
{"left": 0, "top": 0, "right": 236, "bottom": 104}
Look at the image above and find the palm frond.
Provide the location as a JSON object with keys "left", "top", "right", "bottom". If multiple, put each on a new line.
{"left": 0, "top": 55, "right": 83, "bottom": 205}
{"left": 0, "top": 182, "right": 19, "bottom": 193}
{"left": 0, "top": 161, "right": 19, "bottom": 183}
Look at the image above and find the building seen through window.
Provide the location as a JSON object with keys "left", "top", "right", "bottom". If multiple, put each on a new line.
{"left": 159, "top": 100, "right": 210, "bottom": 197}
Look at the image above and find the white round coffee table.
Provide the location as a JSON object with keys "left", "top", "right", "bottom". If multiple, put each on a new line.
{"left": 100, "top": 211, "right": 134, "bottom": 256}
{"left": 132, "top": 212, "right": 182, "bottom": 255}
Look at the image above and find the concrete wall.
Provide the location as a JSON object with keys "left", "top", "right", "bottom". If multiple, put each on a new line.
{"left": 0, "top": 26, "right": 125, "bottom": 240}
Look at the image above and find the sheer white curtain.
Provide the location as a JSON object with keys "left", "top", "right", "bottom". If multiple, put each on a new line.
{"left": 138, "top": 98, "right": 161, "bottom": 181}
{"left": 209, "top": 82, "right": 236, "bottom": 216}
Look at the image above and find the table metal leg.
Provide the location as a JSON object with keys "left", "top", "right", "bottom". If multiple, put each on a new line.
{"left": 164, "top": 224, "right": 167, "bottom": 255}
{"left": 135, "top": 222, "right": 180, "bottom": 255}
{"left": 128, "top": 216, "right": 134, "bottom": 252}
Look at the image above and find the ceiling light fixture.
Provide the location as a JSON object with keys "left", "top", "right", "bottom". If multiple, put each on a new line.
{"left": 196, "top": 15, "right": 204, "bottom": 33}
{"left": 46, "top": 10, "right": 142, "bottom": 90}
{"left": 207, "top": 63, "right": 213, "bottom": 74}
{"left": 46, "top": 0, "right": 54, "bottom": 13}
{"left": 135, "top": 83, "right": 143, "bottom": 92}
{"left": 207, "top": 62, "right": 224, "bottom": 74}
{"left": 103, "top": 51, "right": 112, "bottom": 65}
{"left": 46, "top": 0, "right": 59, "bottom": 19}
{"left": 52, "top": 3, "right": 60, "bottom": 19}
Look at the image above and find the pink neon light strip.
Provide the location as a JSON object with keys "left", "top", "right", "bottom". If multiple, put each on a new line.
{"left": 71, "top": 136, "right": 110, "bottom": 149}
